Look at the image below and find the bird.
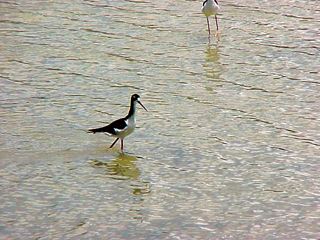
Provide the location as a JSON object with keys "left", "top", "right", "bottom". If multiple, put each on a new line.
{"left": 202, "top": 0, "right": 220, "bottom": 39}
{"left": 87, "top": 94, "right": 147, "bottom": 152}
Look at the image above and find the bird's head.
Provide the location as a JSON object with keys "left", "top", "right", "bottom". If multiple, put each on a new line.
{"left": 131, "top": 94, "right": 148, "bottom": 111}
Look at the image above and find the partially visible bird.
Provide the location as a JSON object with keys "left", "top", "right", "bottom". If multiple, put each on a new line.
{"left": 87, "top": 94, "right": 147, "bottom": 152}
{"left": 202, "top": 0, "right": 220, "bottom": 39}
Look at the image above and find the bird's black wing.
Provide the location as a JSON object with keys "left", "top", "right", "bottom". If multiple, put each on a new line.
{"left": 87, "top": 118, "right": 127, "bottom": 135}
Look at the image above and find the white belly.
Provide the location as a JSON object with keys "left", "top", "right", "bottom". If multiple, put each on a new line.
{"left": 114, "top": 118, "right": 135, "bottom": 139}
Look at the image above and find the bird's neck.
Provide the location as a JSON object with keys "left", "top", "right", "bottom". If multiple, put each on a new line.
{"left": 206, "top": 0, "right": 217, "bottom": 4}
{"left": 125, "top": 101, "right": 136, "bottom": 120}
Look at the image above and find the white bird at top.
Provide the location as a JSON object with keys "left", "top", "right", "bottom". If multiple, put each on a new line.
{"left": 202, "top": 0, "right": 220, "bottom": 39}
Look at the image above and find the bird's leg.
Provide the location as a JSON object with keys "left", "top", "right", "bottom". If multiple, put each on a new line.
{"left": 109, "top": 138, "right": 119, "bottom": 148}
{"left": 215, "top": 15, "right": 219, "bottom": 31}
{"left": 206, "top": 17, "right": 211, "bottom": 36}
{"left": 120, "top": 139, "right": 124, "bottom": 152}
{"left": 215, "top": 15, "right": 220, "bottom": 39}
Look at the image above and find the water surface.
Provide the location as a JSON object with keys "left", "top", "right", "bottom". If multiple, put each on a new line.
{"left": 1, "top": 0, "right": 319, "bottom": 239}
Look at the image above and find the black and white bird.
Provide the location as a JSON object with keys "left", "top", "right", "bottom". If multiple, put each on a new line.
{"left": 202, "top": 0, "right": 220, "bottom": 38}
{"left": 87, "top": 94, "right": 147, "bottom": 152}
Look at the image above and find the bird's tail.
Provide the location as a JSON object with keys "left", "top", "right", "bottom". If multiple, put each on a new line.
{"left": 86, "top": 128, "right": 100, "bottom": 134}
{"left": 87, "top": 127, "right": 105, "bottom": 134}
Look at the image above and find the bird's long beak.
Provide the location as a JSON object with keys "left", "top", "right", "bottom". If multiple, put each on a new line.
{"left": 138, "top": 101, "right": 148, "bottom": 112}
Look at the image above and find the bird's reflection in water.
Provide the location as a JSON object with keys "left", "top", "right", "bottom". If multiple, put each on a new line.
{"left": 203, "top": 45, "right": 223, "bottom": 86}
{"left": 91, "top": 153, "right": 141, "bottom": 181}
{"left": 91, "top": 153, "right": 150, "bottom": 221}
{"left": 91, "top": 153, "right": 150, "bottom": 201}
{"left": 205, "top": 45, "right": 220, "bottom": 64}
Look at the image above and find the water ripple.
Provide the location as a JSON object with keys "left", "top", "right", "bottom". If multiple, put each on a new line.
{"left": 1, "top": 0, "right": 319, "bottom": 239}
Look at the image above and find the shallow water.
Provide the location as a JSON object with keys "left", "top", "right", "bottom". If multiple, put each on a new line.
{"left": 1, "top": 0, "right": 319, "bottom": 239}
